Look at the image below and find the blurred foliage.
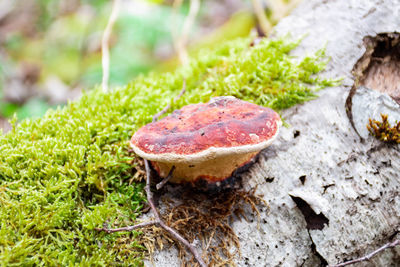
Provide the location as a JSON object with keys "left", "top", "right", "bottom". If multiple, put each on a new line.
{"left": 0, "top": 0, "right": 202, "bottom": 119}
{"left": 0, "top": 0, "right": 302, "bottom": 121}
{"left": 82, "top": 5, "right": 175, "bottom": 86}
{"left": 0, "top": 35, "right": 338, "bottom": 265}
{"left": 2, "top": 1, "right": 174, "bottom": 87}
{"left": 158, "top": 10, "right": 255, "bottom": 71}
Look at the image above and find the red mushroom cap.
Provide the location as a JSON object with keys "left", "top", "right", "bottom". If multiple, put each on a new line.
{"left": 131, "top": 96, "right": 281, "bottom": 163}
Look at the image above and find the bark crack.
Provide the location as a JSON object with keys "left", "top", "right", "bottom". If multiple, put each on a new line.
{"left": 308, "top": 229, "right": 329, "bottom": 266}
{"left": 290, "top": 195, "right": 329, "bottom": 230}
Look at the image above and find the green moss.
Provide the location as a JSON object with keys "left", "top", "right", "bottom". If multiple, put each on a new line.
{"left": 0, "top": 36, "right": 338, "bottom": 265}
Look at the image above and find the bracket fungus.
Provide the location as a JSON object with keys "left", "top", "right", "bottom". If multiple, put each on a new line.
{"left": 131, "top": 96, "right": 281, "bottom": 184}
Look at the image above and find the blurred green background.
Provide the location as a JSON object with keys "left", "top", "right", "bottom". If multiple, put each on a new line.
{"left": 0, "top": 0, "right": 299, "bottom": 132}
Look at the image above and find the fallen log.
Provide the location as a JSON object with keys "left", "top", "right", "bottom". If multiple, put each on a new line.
{"left": 146, "top": 0, "right": 400, "bottom": 265}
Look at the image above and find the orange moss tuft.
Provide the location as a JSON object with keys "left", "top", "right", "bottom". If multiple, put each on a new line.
{"left": 367, "top": 114, "right": 400, "bottom": 143}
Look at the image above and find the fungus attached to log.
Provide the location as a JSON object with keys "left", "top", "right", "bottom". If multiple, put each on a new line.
{"left": 131, "top": 96, "right": 281, "bottom": 184}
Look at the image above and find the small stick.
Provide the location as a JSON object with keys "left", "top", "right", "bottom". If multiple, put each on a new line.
{"left": 179, "top": 0, "right": 200, "bottom": 65}
{"left": 101, "top": 0, "right": 120, "bottom": 92}
{"left": 96, "top": 82, "right": 206, "bottom": 266}
{"left": 95, "top": 221, "right": 157, "bottom": 233}
{"left": 144, "top": 159, "right": 206, "bottom": 266}
{"left": 156, "top": 166, "right": 176, "bottom": 190}
{"left": 330, "top": 239, "right": 400, "bottom": 267}
{"left": 251, "top": 0, "right": 272, "bottom": 36}
{"left": 171, "top": 0, "right": 200, "bottom": 65}
{"left": 96, "top": 161, "right": 206, "bottom": 266}
{"left": 152, "top": 80, "right": 186, "bottom": 122}
{"left": 171, "top": 0, "right": 184, "bottom": 64}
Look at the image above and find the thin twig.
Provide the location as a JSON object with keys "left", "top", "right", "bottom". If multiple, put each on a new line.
{"left": 101, "top": 0, "right": 120, "bottom": 92}
{"left": 144, "top": 157, "right": 206, "bottom": 267}
{"left": 172, "top": 0, "right": 200, "bottom": 65}
{"left": 95, "top": 221, "right": 157, "bottom": 233}
{"left": 205, "top": 229, "right": 216, "bottom": 251}
{"left": 156, "top": 166, "right": 176, "bottom": 190}
{"left": 96, "top": 82, "right": 206, "bottom": 266}
{"left": 143, "top": 159, "right": 162, "bottom": 221}
{"left": 331, "top": 239, "right": 400, "bottom": 267}
{"left": 180, "top": 0, "right": 200, "bottom": 65}
{"left": 171, "top": 0, "right": 184, "bottom": 62}
{"left": 152, "top": 80, "right": 186, "bottom": 122}
{"left": 251, "top": 0, "right": 272, "bottom": 36}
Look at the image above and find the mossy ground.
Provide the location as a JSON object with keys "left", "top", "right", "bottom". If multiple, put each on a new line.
{"left": 0, "top": 36, "right": 338, "bottom": 266}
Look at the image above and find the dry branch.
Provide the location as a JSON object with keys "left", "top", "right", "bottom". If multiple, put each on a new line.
{"left": 95, "top": 221, "right": 157, "bottom": 234}
{"left": 171, "top": 0, "right": 200, "bottom": 65}
{"left": 144, "top": 160, "right": 206, "bottom": 266}
{"left": 251, "top": 0, "right": 272, "bottom": 36}
{"left": 96, "top": 81, "right": 207, "bottom": 266}
{"left": 101, "top": 0, "right": 120, "bottom": 92}
{"left": 156, "top": 165, "right": 176, "bottom": 190}
{"left": 331, "top": 240, "right": 400, "bottom": 267}
{"left": 152, "top": 80, "right": 186, "bottom": 122}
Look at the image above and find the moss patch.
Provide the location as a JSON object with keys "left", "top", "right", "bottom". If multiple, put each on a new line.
{"left": 0, "top": 36, "right": 338, "bottom": 265}
{"left": 367, "top": 114, "right": 400, "bottom": 143}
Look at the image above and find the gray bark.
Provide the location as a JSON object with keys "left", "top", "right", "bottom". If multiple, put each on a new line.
{"left": 146, "top": 0, "right": 400, "bottom": 266}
